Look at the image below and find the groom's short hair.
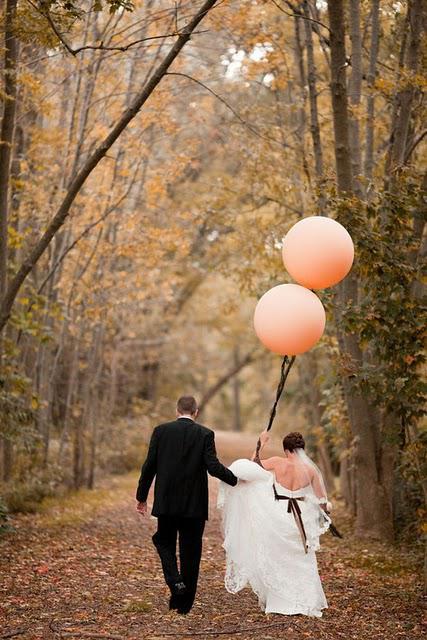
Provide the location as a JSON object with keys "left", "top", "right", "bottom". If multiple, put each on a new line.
{"left": 177, "top": 395, "right": 198, "bottom": 415}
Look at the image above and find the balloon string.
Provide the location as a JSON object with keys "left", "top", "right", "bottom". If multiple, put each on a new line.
{"left": 255, "top": 355, "right": 296, "bottom": 461}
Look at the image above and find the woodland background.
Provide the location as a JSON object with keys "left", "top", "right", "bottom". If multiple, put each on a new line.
{"left": 0, "top": 0, "right": 425, "bottom": 588}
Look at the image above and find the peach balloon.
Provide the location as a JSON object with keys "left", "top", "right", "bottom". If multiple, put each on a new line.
{"left": 253, "top": 284, "right": 326, "bottom": 355}
{"left": 282, "top": 216, "right": 354, "bottom": 289}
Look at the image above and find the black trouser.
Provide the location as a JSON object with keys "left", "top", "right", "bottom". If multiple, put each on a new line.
{"left": 152, "top": 515, "right": 206, "bottom": 612}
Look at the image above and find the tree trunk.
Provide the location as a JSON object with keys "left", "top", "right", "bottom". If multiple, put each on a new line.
{"left": 73, "top": 415, "right": 85, "bottom": 490}
{"left": 35, "top": 340, "right": 51, "bottom": 467}
{"left": 0, "top": 0, "right": 19, "bottom": 484}
{"left": 292, "top": 11, "right": 310, "bottom": 192}
{"left": 339, "top": 448, "right": 356, "bottom": 515}
{"left": 348, "top": 0, "right": 363, "bottom": 196}
{"left": 327, "top": 0, "right": 353, "bottom": 195}
{"left": 86, "top": 326, "right": 104, "bottom": 489}
{"left": 327, "top": 0, "right": 394, "bottom": 540}
{"left": 363, "top": 0, "right": 380, "bottom": 185}
{"left": 58, "top": 325, "right": 82, "bottom": 464}
{"left": 87, "top": 412, "right": 98, "bottom": 490}
{"left": 386, "top": 0, "right": 425, "bottom": 174}
{"left": 302, "top": 0, "right": 325, "bottom": 210}
{"left": 299, "top": 353, "right": 335, "bottom": 492}
{"left": 1, "top": 438, "right": 13, "bottom": 482}
{"left": 0, "top": 0, "right": 19, "bottom": 301}
{"left": 232, "top": 346, "right": 242, "bottom": 432}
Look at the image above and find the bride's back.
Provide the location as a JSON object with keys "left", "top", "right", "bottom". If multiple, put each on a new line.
{"left": 262, "top": 456, "right": 313, "bottom": 491}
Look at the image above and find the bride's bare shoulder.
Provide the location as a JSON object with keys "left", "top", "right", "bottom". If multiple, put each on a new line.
{"left": 260, "top": 455, "right": 285, "bottom": 470}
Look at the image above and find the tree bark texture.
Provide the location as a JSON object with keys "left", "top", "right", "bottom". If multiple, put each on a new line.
{"left": 0, "top": 0, "right": 19, "bottom": 300}
{"left": 327, "top": 0, "right": 394, "bottom": 541}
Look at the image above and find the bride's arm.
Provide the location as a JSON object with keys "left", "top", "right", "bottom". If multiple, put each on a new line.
{"left": 309, "top": 466, "right": 330, "bottom": 510}
{"left": 251, "top": 430, "right": 270, "bottom": 465}
{"left": 251, "top": 431, "right": 281, "bottom": 470}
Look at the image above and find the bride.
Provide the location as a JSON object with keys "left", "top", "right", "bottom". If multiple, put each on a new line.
{"left": 218, "top": 430, "right": 331, "bottom": 617}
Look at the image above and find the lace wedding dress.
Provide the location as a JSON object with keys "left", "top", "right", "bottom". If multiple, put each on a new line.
{"left": 217, "top": 458, "right": 330, "bottom": 617}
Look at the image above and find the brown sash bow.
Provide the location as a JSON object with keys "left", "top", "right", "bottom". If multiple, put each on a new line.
{"left": 273, "top": 484, "right": 308, "bottom": 554}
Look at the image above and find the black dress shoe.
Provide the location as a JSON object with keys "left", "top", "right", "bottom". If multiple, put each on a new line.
{"left": 177, "top": 607, "right": 191, "bottom": 615}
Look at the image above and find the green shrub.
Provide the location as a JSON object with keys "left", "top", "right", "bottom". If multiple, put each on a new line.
{"left": 3, "top": 475, "right": 57, "bottom": 513}
{"left": 99, "top": 420, "right": 148, "bottom": 476}
{"left": 103, "top": 446, "right": 147, "bottom": 475}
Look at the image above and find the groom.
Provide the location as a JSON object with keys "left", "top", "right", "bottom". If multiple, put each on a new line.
{"left": 136, "top": 395, "right": 238, "bottom": 614}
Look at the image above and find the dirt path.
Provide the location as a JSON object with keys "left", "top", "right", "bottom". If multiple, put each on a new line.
{"left": 1, "top": 432, "right": 424, "bottom": 640}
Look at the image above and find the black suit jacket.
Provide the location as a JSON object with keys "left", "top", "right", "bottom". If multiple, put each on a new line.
{"left": 136, "top": 418, "right": 237, "bottom": 520}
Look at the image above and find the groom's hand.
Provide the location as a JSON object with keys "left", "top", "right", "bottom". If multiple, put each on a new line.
{"left": 136, "top": 501, "right": 147, "bottom": 516}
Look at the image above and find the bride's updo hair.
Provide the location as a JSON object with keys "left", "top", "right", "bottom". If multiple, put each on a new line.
{"left": 282, "top": 431, "right": 305, "bottom": 452}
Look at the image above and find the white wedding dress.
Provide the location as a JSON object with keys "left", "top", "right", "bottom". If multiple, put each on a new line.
{"left": 218, "top": 458, "right": 330, "bottom": 617}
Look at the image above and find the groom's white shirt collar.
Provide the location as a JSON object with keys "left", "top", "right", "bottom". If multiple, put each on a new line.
{"left": 177, "top": 414, "right": 194, "bottom": 421}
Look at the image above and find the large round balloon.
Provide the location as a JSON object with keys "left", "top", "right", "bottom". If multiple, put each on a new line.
{"left": 282, "top": 216, "right": 354, "bottom": 289}
{"left": 253, "top": 284, "right": 326, "bottom": 355}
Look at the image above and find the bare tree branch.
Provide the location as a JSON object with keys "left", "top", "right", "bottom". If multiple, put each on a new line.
{"left": 28, "top": 0, "right": 209, "bottom": 55}
{"left": 0, "top": 0, "right": 220, "bottom": 332}
{"left": 165, "top": 71, "right": 296, "bottom": 150}
{"left": 36, "top": 167, "right": 140, "bottom": 296}
{"left": 270, "top": 0, "right": 331, "bottom": 32}
{"left": 198, "top": 349, "right": 260, "bottom": 413}
{"left": 404, "top": 128, "right": 427, "bottom": 165}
